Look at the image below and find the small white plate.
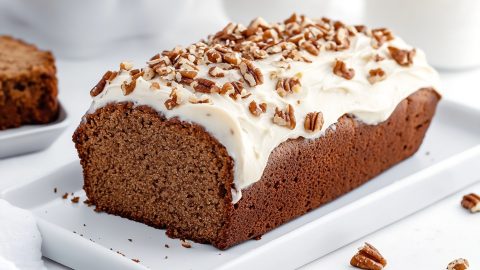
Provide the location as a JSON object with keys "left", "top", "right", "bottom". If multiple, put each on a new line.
{"left": 0, "top": 103, "right": 69, "bottom": 159}
{"left": 2, "top": 100, "right": 480, "bottom": 270}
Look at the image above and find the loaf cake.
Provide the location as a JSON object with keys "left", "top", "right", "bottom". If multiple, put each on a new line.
{"left": 73, "top": 14, "right": 441, "bottom": 249}
{"left": 0, "top": 36, "right": 59, "bottom": 130}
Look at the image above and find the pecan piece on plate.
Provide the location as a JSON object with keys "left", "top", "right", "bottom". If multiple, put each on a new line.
{"left": 350, "top": 243, "right": 387, "bottom": 270}
{"left": 461, "top": 193, "right": 480, "bottom": 213}
{"left": 447, "top": 258, "right": 469, "bottom": 270}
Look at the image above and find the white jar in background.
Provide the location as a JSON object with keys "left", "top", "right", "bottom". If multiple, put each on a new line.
{"left": 365, "top": 0, "right": 480, "bottom": 70}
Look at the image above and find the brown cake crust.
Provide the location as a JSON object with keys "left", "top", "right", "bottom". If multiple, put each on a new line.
{"left": 73, "top": 88, "right": 440, "bottom": 249}
{"left": 0, "top": 36, "right": 58, "bottom": 130}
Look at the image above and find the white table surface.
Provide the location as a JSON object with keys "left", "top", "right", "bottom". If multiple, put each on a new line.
{"left": 1, "top": 7, "right": 480, "bottom": 269}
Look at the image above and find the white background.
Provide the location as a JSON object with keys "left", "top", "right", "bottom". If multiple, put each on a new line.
{"left": 0, "top": 0, "right": 479, "bottom": 269}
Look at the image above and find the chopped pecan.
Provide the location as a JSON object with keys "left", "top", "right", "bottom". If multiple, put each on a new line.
{"left": 248, "top": 101, "right": 267, "bottom": 116}
{"left": 150, "top": 82, "right": 160, "bottom": 90}
{"left": 283, "top": 49, "right": 312, "bottom": 63}
{"left": 373, "top": 54, "right": 385, "bottom": 62}
{"left": 273, "top": 104, "right": 296, "bottom": 129}
{"left": 142, "top": 67, "right": 156, "bottom": 80}
{"left": 301, "top": 41, "right": 320, "bottom": 56}
{"left": 90, "top": 71, "right": 117, "bottom": 97}
{"left": 350, "top": 243, "right": 387, "bottom": 270}
{"left": 131, "top": 70, "right": 144, "bottom": 81}
{"left": 304, "top": 112, "right": 324, "bottom": 133}
{"left": 447, "top": 258, "right": 469, "bottom": 270}
{"left": 334, "top": 27, "right": 350, "bottom": 50}
{"left": 333, "top": 60, "right": 355, "bottom": 80}
{"left": 284, "top": 13, "right": 299, "bottom": 24}
{"left": 189, "top": 96, "right": 210, "bottom": 104}
{"left": 121, "top": 80, "right": 136, "bottom": 96}
{"left": 164, "top": 88, "right": 179, "bottom": 110}
{"left": 355, "top": 25, "right": 368, "bottom": 34}
{"left": 245, "top": 17, "right": 270, "bottom": 37}
{"left": 226, "top": 81, "right": 245, "bottom": 99}
{"left": 239, "top": 60, "right": 264, "bottom": 87}
{"left": 120, "top": 61, "right": 133, "bottom": 71}
{"left": 223, "top": 52, "right": 241, "bottom": 65}
{"left": 179, "top": 70, "right": 198, "bottom": 80}
{"left": 371, "top": 28, "right": 394, "bottom": 48}
{"left": 208, "top": 66, "right": 225, "bottom": 78}
{"left": 388, "top": 46, "right": 416, "bottom": 67}
{"left": 276, "top": 77, "right": 301, "bottom": 97}
{"left": 368, "top": 68, "right": 387, "bottom": 84}
{"left": 206, "top": 49, "right": 222, "bottom": 63}
{"left": 180, "top": 239, "right": 192, "bottom": 249}
{"left": 461, "top": 193, "right": 480, "bottom": 213}
{"left": 192, "top": 78, "right": 220, "bottom": 93}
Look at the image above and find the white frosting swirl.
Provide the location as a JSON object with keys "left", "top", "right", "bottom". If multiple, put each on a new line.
{"left": 88, "top": 33, "right": 439, "bottom": 203}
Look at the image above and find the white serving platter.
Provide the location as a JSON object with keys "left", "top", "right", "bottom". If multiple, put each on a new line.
{"left": 2, "top": 99, "right": 480, "bottom": 270}
{"left": 0, "top": 103, "right": 69, "bottom": 159}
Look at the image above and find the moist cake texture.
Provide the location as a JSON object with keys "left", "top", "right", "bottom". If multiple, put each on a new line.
{"left": 0, "top": 36, "right": 58, "bottom": 130}
{"left": 73, "top": 14, "right": 440, "bottom": 249}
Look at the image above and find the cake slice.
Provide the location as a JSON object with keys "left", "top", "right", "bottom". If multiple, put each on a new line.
{"left": 0, "top": 36, "right": 59, "bottom": 130}
{"left": 73, "top": 14, "right": 440, "bottom": 249}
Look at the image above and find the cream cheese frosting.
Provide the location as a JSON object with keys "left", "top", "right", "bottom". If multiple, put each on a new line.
{"left": 87, "top": 15, "right": 440, "bottom": 203}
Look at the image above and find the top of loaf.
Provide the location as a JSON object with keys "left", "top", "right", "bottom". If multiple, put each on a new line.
{"left": 0, "top": 36, "right": 56, "bottom": 79}
{"left": 87, "top": 14, "right": 440, "bottom": 203}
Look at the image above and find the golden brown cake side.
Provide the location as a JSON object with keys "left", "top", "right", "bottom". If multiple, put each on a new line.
{"left": 73, "top": 88, "right": 440, "bottom": 249}
{"left": 0, "top": 36, "right": 58, "bottom": 130}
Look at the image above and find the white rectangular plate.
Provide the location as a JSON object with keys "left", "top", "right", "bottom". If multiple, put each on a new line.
{"left": 0, "top": 103, "right": 69, "bottom": 159}
{"left": 2, "top": 100, "right": 480, "bottom": 270}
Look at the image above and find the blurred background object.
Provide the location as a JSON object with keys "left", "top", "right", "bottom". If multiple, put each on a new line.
{"left": 365, "top": 0, "right": 480, "bottom": 70}
{"left": 221, "top": 0, "right": 364, "bottom": 25}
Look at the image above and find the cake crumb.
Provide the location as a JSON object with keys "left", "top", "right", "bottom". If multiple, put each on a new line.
{"left": 165, "top": 244, "right": 169, "bottom": 248}
{"left": 62, "top": 193, "right": 68, "bottom": 199}
{"left": 164, "top": 256, "right": 168, "bottom": 260}
{"left": 71, "top": 197, "right": 80, "bottom": 203}
{"left": 254, "top": 235, "right": 262, "bottom": 240}
{"left": 180, "top": 239, "right": 192, "bottom": 248}
{"left": 117, "top": 251, "right": 126, "bottom": 257}
{"left": 132, "top": 259, "right": 140, "bottom": 263}
{"left": 128, "top": 239, "right": 133, "bottom": 242}
{"left": 54, "top": 187, "right": 57, "bottom": 193}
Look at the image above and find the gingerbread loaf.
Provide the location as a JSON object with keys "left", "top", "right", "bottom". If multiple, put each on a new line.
{"left": 0, "top": 36, "right": 58, "bottom": 130}
{"left": 73, "top": 14, "right": 441, "bottom": 249}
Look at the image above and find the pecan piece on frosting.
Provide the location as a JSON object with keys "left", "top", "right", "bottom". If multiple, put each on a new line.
{"left": 121, "top": 79, "right": 136, "bottom": 96}
{"left": 461, "top": 193, "right": 480, "bottom": 213}
{"left": 273, "top": 104, "right": 296, "bottom": 129}
{"left": 371, "top": 28, "right": 394, "bottom": 48}
{"left": 192, "top": 78, "right": 220, "bottom": 93}
{"left": 208, "top": 66, "right": 225, "bottom": 78}
{"left": 276, "top": 76, "right": 301, "bottom": 97}
{"left": 333, "top": 59, "right": 355, "bottom": 80}
{"left": 119, "top": 61, "right": 133, "bottom": 71}
{"left": 388, "top": 46, "right": 416, "bottom": 67}
{"left": 304, "top": 112, "right": 324, "bottom": 133}
{"left": 239, "top": 60, "right": 264, "bottom": 87}
{"left": 447, "top": 258, "right": 469, "bottom": 270}
{"left": 350, "top": 243, "right": 387, "bottom": 270}
{"left": 301, "top": 41, "right": 320, "bottom": 56}
{"left": 248, "top": 101, "right": 267, "bottom": 116}
{"left": 164, "top": 88, "right": 179, "bottom": 110}
{"left": 368, "top": 68, "right": 387, "bottom": 84}
{"left": 150, "top": 82, "right": 160, "bottom": 90}
{"left": 90, "top": 70, "right": 117, "bottom": 97}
